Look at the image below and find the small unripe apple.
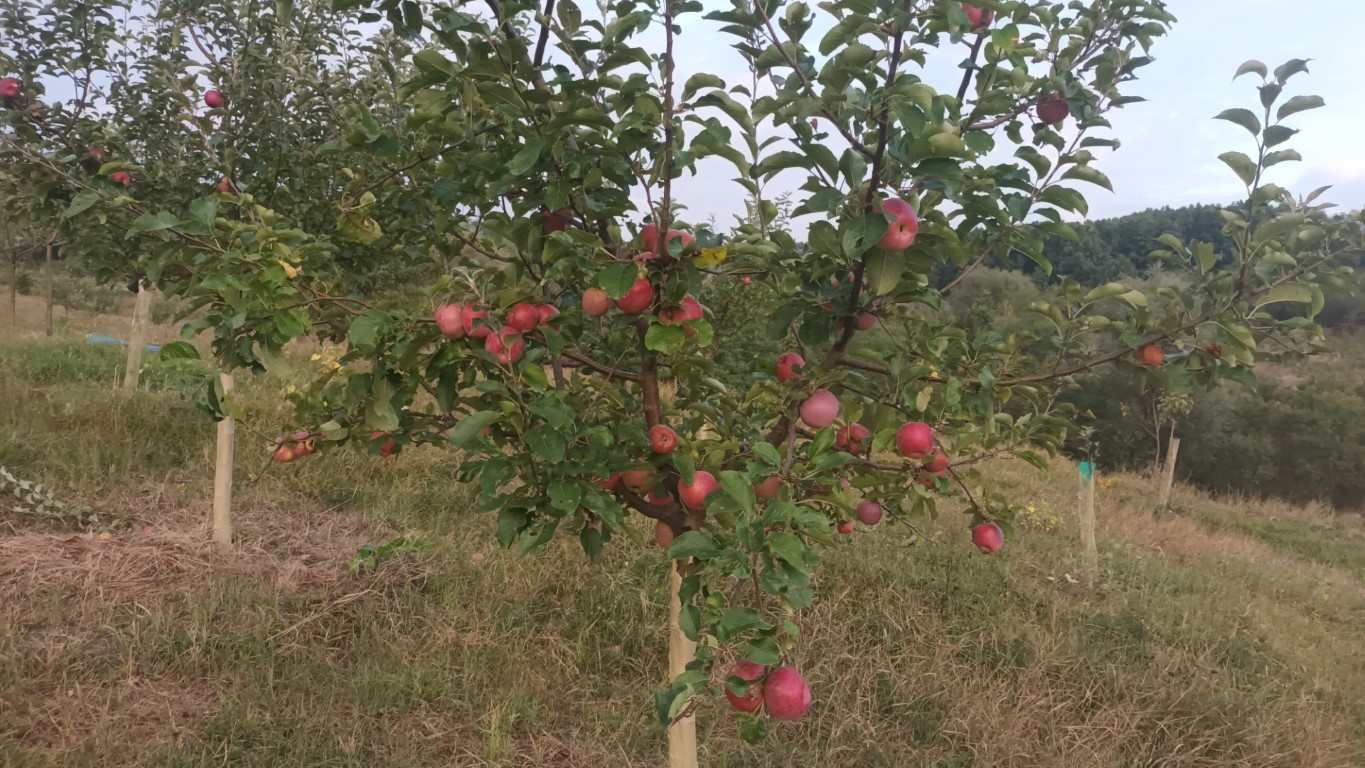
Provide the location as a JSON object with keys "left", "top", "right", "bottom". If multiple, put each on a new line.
{"left": 462, "top": 303, "right": 492, "bottom": 339}
{"left": 1134, "top": 344, "right": 1164, "bottom": 366}
{"left": 924, "top": 448, "right": 950, "bottom": 475}
{"left": 0, "top": 77, "right": 20, "bottom": 99}
{"left": 876, "top": 198, "right": 919, "bottom": 251}
{"left": 507, "top": 303, "right": 541, "bottom": 332}
{"left": 724, "top": 660, "right": 767, "bottom": 713}
{"left": 962, "top": 3, "right": 994, "bottom": 30}
{"left": 485, "top": 328, "right": 526, "bottom": 365}
{"left": 837, "top": 519, "right": 856, "bottom": 535}
{"left": 680, "top": 470, "right": 718, "bottom": 510}
{"left": 216, "top": 177, "right": 233, "bottom": 194}
{"left": 856, "top": 500, "right": 883, "bottom": 526}
{"left": 649, "top": 424, "right": 678, "bottom": 454}
{"left": 775, "top": 353, "right": 806, "bottom": 382}
{"left": 616, "top": 278, "right": 655, "bottom": 314}
{"left": 799, "top": 389, "right": 840, "bottom": 429}
{"left": 764, "top": 667, "right": 813, "bottom": 721}
{"left": 582, "top": 288, "right": 612, "bottom": 317}
{"left": 835, "top": 423, "right": 870, "bottom": 453}
{"left": 972, "top": 522, "right": 1004, "bottom": 554}
{"left": 855, "top": 311, "right": 877, "bottom": 331}
{"left": 1036, "top": 92, "right": 1069, "bottom": 125}
{"left": 204, "top": 89, "right": 224, "bottom": 108}
{"left": 111, "top": 171, "right": 131, "bottom": 187}
{"left": 273, "top": 445, "right": 297, "bottom": 463}
{"left": 435, "top": 303, "right": 466, "bottom": 339}
{"left": 896, "top": 421, "right": 934, "bottom": 459}
{"left": 621, "top": 470, "right": 657, "bottom": 494}
{"left": 754, "top": 476, "right": 781, "bottom": 500}
{"left": 371, "top": 431, "right": 396, "bottom": 458}
{"left": 654, "top": 520, "right": 675, "bottom": 549}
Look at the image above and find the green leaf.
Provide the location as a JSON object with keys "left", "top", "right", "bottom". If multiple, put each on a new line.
{"left": 864, "top": 250, "right": 903, "bottom": 296}
{"left": 157, "top": 341, "right": 200, "bottom": 361}
{"left": 1213, "top": 108, "right": 1260, "bottom": 136}
{"left": 645, "top": 323, "right": 686, "bottom": 354}
{"left": 682, "top": 73, "right": 725, "bottom": 102}
{"left": 1262, "top": 149, "right": 1301, "bottom": 168}
{"left": 719, "top": 470, "right": 756, "bottom": 515}
{"left": 187, "top": 197, "right": 219, "bottom": 228}
{"left": 1277, "top": 94, "right": 1325, "bottom": 121}
{"left": 767, "top": 531, "right": 809, "bottom": 570}
{"left": 1233, "top": 59, "right": 1267, "bottom": 80}
{"left": 1193, "top": 242, "right": 1218, "bottom": 272}
{"left": 412, "top": 49, "right": 455, "bottom": 76}
{"left": 841, "top": 215, "right": 888, "bottom": 260}
{"left": 1273, "top": 58, "right": 1311, "bottom": 84}
{"left": 61, "top": 191, "right": 100, "bottom": 220}
{"left": 1082, "top": 282, "right": 1128, "bottom": 305}
{"left": 507, "top": 137, "right": 548, "bottom": 175}
{"left": 1117, "top": 290, "right": 1147, "bottom": 310}
{"left": 497, "top": 507, "right": 528, "bottom": 548}
{"left": 667, "top": 531, "right": 720, "bottom": 560}
{"left": 366, "top": 378, "right": 400, "bottom": 432}
{"left": 450, "top": 411, "right": 500, "bottom": 448}
{"left": 1218, "top": 151, "right": 1257, "bottom": 186}
{"left": 1262, "top": 125, "right": 1297, "bottom": 148}
{"left": 524, "top": 424, "right": 567, "bottom": 463}
{"left": 548, "top": 481, "right": 583, "bottom": 512}
{"left": 744, "top": 636, "right": 781, "bottom": 665}
{"left": 598, "top": 264, "right": 638, "bottom": 299}
{"left": 716, "top": 608, "right": 771, "bottom": 639}
{"left": 1059, "top": 166, "right": 1113, "bottom": 192}
{"left": 1256, "top": 283, "right": 1317, "bottom": 313}
{"left": 579, "top": 526, "right": 603, "bottom": 561}
{"left": 126, "top": 211, "right": 184, "bottom": 239}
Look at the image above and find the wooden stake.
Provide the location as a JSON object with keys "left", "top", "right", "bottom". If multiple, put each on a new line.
{"left": 212, "top": 372, "right": 235, "bottom": 548}
{"left": 44, "top": 241, "right": 53, "bottom": 337}
{"left": 1159, "top": 436, "right": 1181, "bottom": 507}
{"left": 1078, "top": 463, "right": 1098, "bottom": 587}
{"left": 667, "top": 563, "right": 698, "bottom": 768}
{"left": 122, "top": 281, "right": 153, "bottom": 390}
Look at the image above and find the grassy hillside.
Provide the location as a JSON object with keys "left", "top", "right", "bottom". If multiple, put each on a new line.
{"left": 2, "top": 327, "right": 1364, "bottom": 768}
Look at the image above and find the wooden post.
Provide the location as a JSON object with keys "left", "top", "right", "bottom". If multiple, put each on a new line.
{"left": 1078, "top": 462, "right": 1098, "bottom": 587}
{"left": 1159, "top": 436, "right": 1181, "bottom": 507}
{"left": 7, "top": 253, "right": 16, "bottom": 333}
{"left": 667, "top": 563, "right": 698, "bottom": 768}
{"left": 212, "top": 372, "right": 235, "bottom": 548}
{"left": 122, "top": 281, "right": 154, "bottom": 389}
{"left": 44, "top": 241, "right": 53, "bottom": 337}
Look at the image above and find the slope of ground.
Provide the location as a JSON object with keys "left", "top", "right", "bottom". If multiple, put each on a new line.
{"left": 1, "top": 335, "right": 1364, "bottom": 768}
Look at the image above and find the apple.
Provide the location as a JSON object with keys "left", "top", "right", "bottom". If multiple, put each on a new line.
{"left": 462, "top": 303, "right": 492, "bottom": 339}
{"left": 775, "top": 353, "right": 806, "bottom": 382}
{"left": 598, "top": 473, "right": 621, "bottom": 490}
{"left": 0, "top": 77, "right": 20, "bottom": 98}
{"left": 111, "top": 171, "right": 131, "bottom": 187}
{"left": 962, "top": 3, "right": 994, "bottom": 30}
{"left": 876, "top": 198, "right": 919, "bottom": 251}
{"left": 680, "top": 470, "right": 718, "bottom": 510}
{"left": 1036, "top": 92, "right": 1069, "bottom": 125}
{"left": 1206, "top": 342, "right": 1222, "bottom": 359}
{"left": 924, "top": 448, "right": 950, "bottom": 475}
{"left": 507, "top": 303, "right": 541, "bottom": 332}
{"left": 856, "top": 500, "right": 883, "bottom": 526}
{"left": 537, "top": 304, "right": 559, "bottom": 326}
{"left": 371, "top": 431, "right": 396, "bottom": 458}
{"left": 896, "top": 421, "right": 934, "bottom": 459}
{"left": 641, "top": 224, "right": 695, "bottom": 255}
{"left": 648, "top": 488, "right": 676, "bottom": 506}
{"left": 273, "top": 445, "right": 297, "bottom": 463}
{"left": 1135, "top": 344, "right": 1164, "bottom": 366}
{"left": 837, "top": 519, "right": 856, "bottom": 535}
{"left": 680, "top": 295, "right": 703, "bottom": 322}
{"left": 542, "top": 206, "right": 573, "bottom": 233}
{"left": 88, "top": 146, "right": 107, "bottom": 161}
{"left": 204, "top": 89, "right": 224, "bottom": 108}
{"left": 485, "top": 328, "right": 526, "bottom": 365}
{"left": 654, "top": 520, "right": 675, "bottom": 549}
{"left": 754, "top": 476, "right": 781, "bottom": 500}
{"left": 765, "top": 667, "right": 812, "bottom": 721}
{"left": 972, "top": 522, "right": 1004, "bottom": 554}
{"left": 216, "top": 177, "right": 233, "bottom": 194}
{"left": 724, "top": 660, "right": 768, "bottom": 713}
{"left": 742, "top": 276, "right": 752, "bottom": 285}
{"left": 649, "top": 424, "right": 678, "bottom": 454}
{"left": 582, "top": 288, "right": 612, "bottom": 317}
{"left": 835, "top": 423, "right": 870, "bottom": 453}
{"left": 799, "top": 389, "right": 840, "bottom": 429}
{"left": 621, "top": 470, "right": 657, "bottom": 494}
{"left": 855, "top": 311, "right": 877, "bottom": 331}
{"left": 435, "top": 303, "right": 466, "bottom": 339}
{"left": 616, "top": 279, "right": 655, "bottom": 314}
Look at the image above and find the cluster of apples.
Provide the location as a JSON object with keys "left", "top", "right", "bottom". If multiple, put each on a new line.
{"left": 270, "top": 431, "right": 317, "bottom": 463}
{"left": 435, "top": 300, "right": 558, "bottom": 365}
{"left": 723, "top": 660, "right": 813, "bottom": 721}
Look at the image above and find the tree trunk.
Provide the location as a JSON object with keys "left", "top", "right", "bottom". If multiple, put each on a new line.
{"left": 1078, "top": 463, "right": 1098, "bottom": 587}
{"left": 44, "top": 241, "right": 53, "bottom": 337}
{"left": 123, "top": 281, "right": 154, "bottom": 389}
{"left": 667, "top": 563, "right": 699, "bottom": 768}
{"left": 212, "top": 372, "right": 235, "bottom": 548}
{"left": 1159, "top": 435, "right": 1181, "bottom": 507}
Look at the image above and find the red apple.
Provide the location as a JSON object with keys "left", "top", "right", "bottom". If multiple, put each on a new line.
{"left": 273, "top": 445, "right": 297, "bottom": 463}
{"left": 616, "top": 278, "right": 655, "bottom": 314}
{"left": 648, "top": 488, "right": 676, "bottom": 506}
{"left": 88, "top": 146, "right": 107, "bottom": 161}
{"left": 371, "top": 431, "right": 396, "bottom": 458}
{"left": 896, "top": 421, "right": 934, "bottom": 459}
{"left": 641, "top": 223, "right": 659, "bottom": 252}
{"left": 507, "top": 302, "right": 541, "bottom": 332}
{"left": 724, "top": 660, "right": 767, "bottom": 713}
{"left": 537, "top": 304, "right": 559, "bottom": 326}
{"left": 542, "top": 206, "right": 573, "bottom": 233}
{"left": 855, "top": 311, "right": 877, "bottom": 331}
{"left": 972, "top": 522, "right": 1004, "bottom": 554}
{"left": 654, "top": 520, "right": 675, "bottom": 549}
{"left": 856, "top": 500, "right": 883, "bottom": 526}
{"left": 1036, "top": 92, "right": 1069, "bottom": 125}
{"left": 1206, "top": 343, "right": 1222, "bottom": 359}
{"left": 962, "top": 3, "right": 994, "bottom": 30}
{"left": 1135, "top": 344, "right": 1164, "bottom": 366}
{"left": 765, "top": 667, "right": 812, "bottom": 721}
{"left": 649, "top": 424, "right": 678, "bottom": 454}
{"left": 680, "top": 295, "right": 704, "bottom": 322}
{"left": 204, "top": 89, "right": 224, "bottom": 108}
{"left": 435, "top": 303, "right": 466, "bottom": 339}
{"left": 216, "top": 177, "right": 233, "bottom": 194}
{"left": 598, "top": 473, "right": 621, "bottom": 490}
{"left": 680, "top": 470, "right": 718, "bottom": 510}
{"left": 742, "top": 276, "right": 752, "bottom": 285}
{"left": 582, "top": 288, "right": 612, "bottom": 317}
{"left": 835, "top": 423, "right": 870, "bottom": 453}
{"left": 775, "top": 353, "right": 806, "bottom": 382}
{"left": 837, "top": 519, "right": 856, "bottom": 535}
{"left": 876, "top": 198, "right": 919, "bottom": 251}
{"left": 925, "top": 448, "right": 950, "bottom": 475}
{"left": 621, "top": 470, "right": 657, "bottom": 494}
{"left": 462, "top": 303, "right": 492, "bottom": 339}
{"left": 485, "top": 328, "right": 526, "bottom": 365}
{"left": 111, "top": 171, "right": 131, "bottom": 187}
{"left": 799, "top": 389, "right": 840, "bottom": 429}
{"left": 641, "top": 224, "right": 695, "bottom": 254}
{"left": 754, "top": 476, "right": 781, "bottom": 500}
{"left": 0, "top": 77, "right": 20, "bottom": 99}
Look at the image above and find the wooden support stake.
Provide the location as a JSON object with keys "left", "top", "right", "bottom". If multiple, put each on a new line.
{"left": 1078, "top": 464, "right": 1098, "bottom": 587}
{"left": 122, "top": 281, "right": 153, "bottom": 390}
{"left": 44, "top": 241, "right": 53, "bottom": 337}
{"left": 1159, "top": 436, "right": 1181, "bottom": 507}
{"left": 212, "top": 372, "right": 235, "bottom": 548}
{"left": 667, "top": 563, "right": 698, "bottom": 768}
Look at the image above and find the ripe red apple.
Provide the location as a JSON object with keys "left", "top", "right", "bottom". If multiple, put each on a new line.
{"left": 641, "top": 224, "right": 695, "bottom": 254}
{"left": 876, "top": 198, "right": 919, "bottom": 251}
{"left": 1036, "top": 92, "right": 1069, "bottom": 125}
{"left": 204, "top": 89, "right": 224, "bottom": 108}
{"left": 371, "top": 431, "right": 396, "bottom": 458}
{"left": 799, "top": 389, "right": 840, "bottom": 429}
{"left": 485, "top": 328, "right": 526, "bottom": 365}
{"left": 924, "top": 448, "right": 950, "bottom": 475}
{"left": 680, "top": 295, "right": 704, "bottom": 322}
{"left": 111, "top": 171, "right": 131, "bottom": 187}
{"left": 837, "top": 519, "right": 856, "bottom": 535}
{"left": 896, "top": 421, "right": 934, "bottom": 459}
{"left": 649, "top": 424, "right": 678, "bottom": 454}
{"left": 537, "top": 304, "right": 559, "bottom": 326}
{"left": 835, "top": 423, "right": 870, "bottom": 453}
{"left": 541, "top": 206, "right": 573, "bottom": 233}
{"left": 462, "top": 303, "right": 492, "bottom": 339}
{"left": 654, "top": 520, "right": 675, "bottom": 549}
{"left": 1206, "top": 342, "right": 1222, "bottom": 359}
{"left": 972, "top": 522, "right": 1004, "bottom": 554}
{"left": 775, "top": 353, "right": 806, "bottom": 382}
{"left": 764, "top": 667, "right": 812, "bottom": 721}
{"left": 1134, "top": 344, "right": 1164, "bottom": 366}
{"left": 273, "top": 445, "right": 297, "bottom": 463}
{"left": 754, "top": 476, "right": 781, "bottom": 500}
{"left": 621, "top": 470, "right": 657, "bottom": 494}
{"left": 88, "top": 146, "right": 107, "bottom": 161}
{"left": 598, "top": 473, "right": 621, "bottom": 490}
{"left": 854, "top": 311, "right": 877, "bottom": 331}
{"left": 435, "top": 303, "right": 466, "bottom": 339}
{"left": 680, "top": 470, "right": 718, "bottom": 510}
{"left": 856, "top": 500, "right": 883, "bottom": 526}
{"left": 648, "top": 488, "right": 676, "bottom": 506}
{"left": 507, "top": 302, "right": 541, "bottom": 332}
{"left": 962, "top": 3, "right": 994, "bottom": 29}
{"left": 215, "top": 177, "right": 233, "bottom": 194}
{"left": 0, "top": 77, "right": 20, "bottom": 99}
{"left": 724, "top": 660, "right": 767, "bottom": 713}
{"left": 582, "top": 288, "right": 612, "bottom": 317}
{"left": 616, "top": 278, "right": 655, "bottom": 314}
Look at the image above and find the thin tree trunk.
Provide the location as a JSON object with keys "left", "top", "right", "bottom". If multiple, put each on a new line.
{"left": 123, "top": 281, "right": 153, "bottom": 389}
{"left": 212, "top": 372, "right": 235, "bottom": 548}
{"left": 44, "top": 241, "right": 53, "bottom": 337}
{"left": 667, "top": 563, "right": 698, "bottom": 768}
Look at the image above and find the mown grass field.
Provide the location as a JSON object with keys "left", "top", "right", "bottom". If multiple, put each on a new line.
{"left": 2, "top": 318, "right": 1365, "bottom": 767}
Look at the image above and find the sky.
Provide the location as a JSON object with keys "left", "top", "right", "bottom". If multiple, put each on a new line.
{"left": 662, "top": 0, "right": 1365, "bottom": 226}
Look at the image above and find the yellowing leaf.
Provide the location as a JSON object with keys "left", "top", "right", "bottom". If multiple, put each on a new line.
{"left": 693, "top": 246, "right": 728, "bottom": 267}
